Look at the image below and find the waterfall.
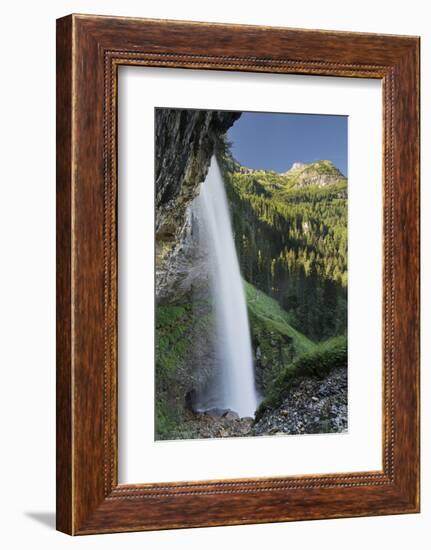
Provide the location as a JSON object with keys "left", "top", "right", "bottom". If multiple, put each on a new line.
{"left": 193, "top": 156, "right": 259, "bottom": 418}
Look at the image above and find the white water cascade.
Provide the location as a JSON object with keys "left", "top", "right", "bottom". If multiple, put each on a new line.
{"left": 194, "top": 157, "right": 259, "bottom": 418}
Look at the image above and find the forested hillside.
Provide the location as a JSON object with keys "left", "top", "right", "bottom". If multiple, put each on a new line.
{"left": 221, "top": 154, "right": 348, "bottom": 341}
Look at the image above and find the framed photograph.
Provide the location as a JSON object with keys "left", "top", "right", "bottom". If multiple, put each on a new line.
{"left": 56, "top": 14, "right": 420, "bottom": 534}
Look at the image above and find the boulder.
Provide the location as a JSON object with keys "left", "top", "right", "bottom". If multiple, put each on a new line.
{"left": 205, "top": 407, "right": 229, "bottom": 418}
{"left": 223, "top": 410, "right": 240, "bottom": 421}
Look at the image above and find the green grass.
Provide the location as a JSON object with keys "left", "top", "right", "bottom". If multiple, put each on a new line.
{"left": 255, "top": 335, "right": 347, "bottom": 420}
{"left": 303, "top": 160, "right": 344, "bottom": 176}
{"left": 155, "top": 398, "right": 197, "bottom": 441}
{"left": 155, "top": 303, "right": 197, "bottom": 440}
{"left": 156, "top": 303, "right": 193, "bottom": 380}
{"left": 245, "top": 280, "right": 315, "bottom": 357}
{"left": 155, "top": 398, "right": 179, "bottom": 439}
{"left": 155, "top": 300, "right": 216, "bottom": 440}
{"left": 244, "top": 280, "right": 317, "bottom": 389}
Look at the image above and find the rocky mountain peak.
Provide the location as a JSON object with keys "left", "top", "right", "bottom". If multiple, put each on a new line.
{"left": 287, "top": 161, "right": 307, "bottom": 172}
{"left": 280, "top": 160, "right": 346, "bottom": 188}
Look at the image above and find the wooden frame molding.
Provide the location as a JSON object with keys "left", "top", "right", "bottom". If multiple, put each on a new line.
{"left": 56, "top": 14, "right": 420, "bottom": 535}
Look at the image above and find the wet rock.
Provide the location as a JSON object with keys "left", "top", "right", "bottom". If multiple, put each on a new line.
{"left": 205, "top": 407, "right": 230, "bottom": 418}
{"left": 185, "top": 389, "right": 198, "bottom": 412}
{"left": 155, "top": 108, "right": 240, "bottom": 303}
{"left": 223, "top": 410, "right": 240, "bottom": 421}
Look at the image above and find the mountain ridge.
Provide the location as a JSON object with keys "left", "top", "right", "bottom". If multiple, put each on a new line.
{"left": 226, "top": 157, "right": 346, "bottom": 192}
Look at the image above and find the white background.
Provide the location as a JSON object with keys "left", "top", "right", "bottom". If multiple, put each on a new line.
{"left": 118, "top": 68, "right": 382, "bottom": 483}
{"left": 0, "top": 0, "right": 428, "bottom": 548}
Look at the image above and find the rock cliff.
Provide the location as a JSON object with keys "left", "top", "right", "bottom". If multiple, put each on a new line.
{"left": 155, "top": 108, "right": 240, "bottom": 302}
{"left": 283, "top": 159, "right": 346, "bottom": 187}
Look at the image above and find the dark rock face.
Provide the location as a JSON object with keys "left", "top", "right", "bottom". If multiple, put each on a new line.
{"left": 155, "top": 108, "right": 240, "bottom": 302}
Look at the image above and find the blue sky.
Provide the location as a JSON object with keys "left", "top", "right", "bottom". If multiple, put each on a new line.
{"left": 227, "top": 112, "right": 348, "bottom": 176}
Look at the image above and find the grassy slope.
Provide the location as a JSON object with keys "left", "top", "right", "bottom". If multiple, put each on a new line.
{"left": 245, "top": 280, "right": 315, "bottom": 357}
{"left": 244, "top": 280, "right": 317, "bottom": 391}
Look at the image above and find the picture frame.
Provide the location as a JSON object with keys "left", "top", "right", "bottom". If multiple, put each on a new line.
{"left": 56, "top": 14, "right": 420, "bottom": 535}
